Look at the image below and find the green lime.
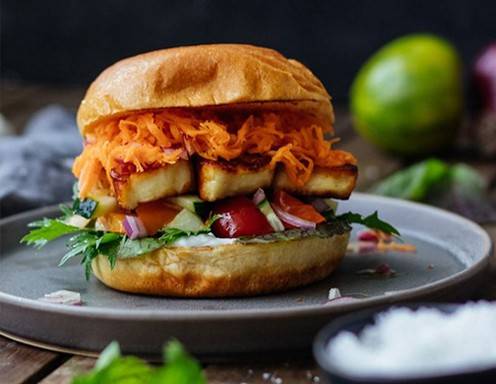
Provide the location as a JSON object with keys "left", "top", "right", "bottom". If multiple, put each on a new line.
{"left": 350, "top": 34, "right": 463, "bottom": 156}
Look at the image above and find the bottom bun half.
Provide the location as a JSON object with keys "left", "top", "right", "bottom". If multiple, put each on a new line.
{"left": 92, "top": 232, "right": 350, "bottom": 297}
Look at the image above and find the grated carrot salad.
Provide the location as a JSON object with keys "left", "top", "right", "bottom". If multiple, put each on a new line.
{"left": 73, "top": 110, "right": 356, "bottom": 197}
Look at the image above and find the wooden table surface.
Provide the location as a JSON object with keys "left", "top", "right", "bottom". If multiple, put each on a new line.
{"left": 1, "top": 83, "right": 495, "bottom": 383}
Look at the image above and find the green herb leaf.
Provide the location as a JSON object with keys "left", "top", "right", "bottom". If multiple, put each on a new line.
{"left": 159, "top": 227, "right": 193, "bottom": 245}
{"left": 72, "top": 356, "right": 153, "bottom": 384}
{"left": 21, "top": 208, "right": 221, "bottom": 280}
{"left": 152, "top": 341, "right": 205, "bottom": 384}
{"left": 20, "top": 219, "right": 80, "bottom": 248}
{"left": 82, "top": 246, "right": 98, "bottom": 281}
{"left": 72, "top": 341, "right": 205, "bottom": 384}
{"left": 371, "top": 159, "right": 496, "bottom": 223}
{"left": 159, "top": 214, "right": 220, "bottom": 245}
{"left": 59, "top": 204, "right": 74, "bottom": 219}
{"left": 94, "top": 341, "right": 121, "bottom": 370}
{"left": 371, "top": 158, "right": 450, "bottom": 201}
{"left": 59, "top": 234, "right": 93, "bottom": 266}
{"left": 336, "top": 211, "right": 400, "bottom": 236}
{"left": 118, "top": 237, "right": 163, "bottom": 258}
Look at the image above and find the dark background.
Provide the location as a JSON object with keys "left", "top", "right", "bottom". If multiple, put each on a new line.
{"left": 1, "top": 0, "right": 495, "bottom": 102}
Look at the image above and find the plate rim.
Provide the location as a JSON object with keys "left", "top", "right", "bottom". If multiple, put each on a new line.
{"left": 0, "top": 192, "right": 492, "bottom": 321}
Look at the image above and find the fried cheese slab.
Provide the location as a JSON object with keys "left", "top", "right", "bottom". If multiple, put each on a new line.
{"left": 198, "top": 155, "right": 274, "bottom": 201}
{"left": 272, "top": 164, "right": 357, "bottom": 199}
{"left": 113, "top": 160, "right": 194, "bottom": 209}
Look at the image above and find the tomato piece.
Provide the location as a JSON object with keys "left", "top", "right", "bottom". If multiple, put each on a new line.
{"left": 136, "top": 200, "right": 181, "bottom": 235}
{"left": 273, "top": 191, "right": 325, "bottom": 225}
{"left": 212, "top": 196, "right": 274, "bottom": 238}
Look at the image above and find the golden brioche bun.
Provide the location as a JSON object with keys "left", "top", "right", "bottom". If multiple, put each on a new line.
{"left": 77, "top": 44, "right": 333, "bottom": 134}
{"left": 92, "top": 231, "right": 350, "bottom": 297}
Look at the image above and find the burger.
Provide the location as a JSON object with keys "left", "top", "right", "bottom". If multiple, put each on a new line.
{"left": 22, "top": 44, "right": 396, "bottom": 297}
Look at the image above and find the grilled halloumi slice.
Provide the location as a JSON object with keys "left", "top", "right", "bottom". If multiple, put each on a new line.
{"left": 273, "top": 164, "right": 357, "bottom": 199}
{"left": 198, "top": 156, "right": 274, "bottom": 201}
{"left": 113, "top": 160, "right": 194, "bottom": 209}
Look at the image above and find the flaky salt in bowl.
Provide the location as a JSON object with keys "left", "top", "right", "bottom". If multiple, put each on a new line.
{"left": 314, "top": 302, "right": 496, "bottom": 383}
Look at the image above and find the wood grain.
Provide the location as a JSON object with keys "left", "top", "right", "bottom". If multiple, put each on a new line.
{"left": 205, "top": 360, "right": 322, "bottom": 384}
{"left": 0, "top": 336, "right": 65, "bottom": 384}
{"left": 39, "top": 356, "right": 96, "bottom": 384}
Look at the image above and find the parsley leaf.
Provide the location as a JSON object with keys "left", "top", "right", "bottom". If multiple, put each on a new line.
{"left": 59, "top": 231, "right": 122, "bottom": 279}
{"left": 72, "top": 341, "right": 205, "bottom": 384}
{"left": 21, "top": 209, "right": 220, "bottom": 280}
{"left": 159, "top": 227, "right": 196, "bottom": 244}
{"left": 59, "top": 204, "right": 74, "bottom": 219}
{"left": 20, "top": 219, "right": 81, "bottom": 248}
{"left": 118, "top": 237, "right": 163, "bottom": 258}
{"left": 335, "top": 211, "right": 400, "bottom": 236}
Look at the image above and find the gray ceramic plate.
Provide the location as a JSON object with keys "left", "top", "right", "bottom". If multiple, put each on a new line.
{"left": 0, "top": 193, "right": 492, "bottom": 360}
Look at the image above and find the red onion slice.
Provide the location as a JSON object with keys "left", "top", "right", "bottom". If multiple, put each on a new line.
{"left": 272, "top": 204, "right": 316, "bottom": 230}
{"left": 253, "top": 188, "right": 266, "bottom": 205}
{"left": 356, "top": 263, "right": 396, "bottom": 277}
{"left": 123, "top": 215, "right": 148, "bottom": 239}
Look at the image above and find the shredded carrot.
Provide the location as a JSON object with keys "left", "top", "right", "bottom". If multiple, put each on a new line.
{"left": 73, "top": 109, "right": 357, "bottom": 197}
{"left": 377, "top": 242, "right": 417, "bottom": 253}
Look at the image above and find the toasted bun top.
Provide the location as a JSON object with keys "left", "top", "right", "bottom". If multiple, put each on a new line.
{"left": 77, "top": 44, "right": 333, "bottom": 134}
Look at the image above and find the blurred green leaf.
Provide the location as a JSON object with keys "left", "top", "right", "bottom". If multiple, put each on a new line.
{"left": 371, "top": 159, "right": 450, "bottom": 201}
{"left": 371, "top": 159, "right": 496, "bottom": 223}
{"left": 72, "top": 341, "right": 205, "bottom": 384}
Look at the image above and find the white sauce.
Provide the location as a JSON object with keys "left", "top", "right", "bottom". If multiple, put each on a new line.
{"left": 172, "top": 233, "right": 236, "bottom": 247}
{"left": 327, "top": 301, "right": 496, "bottom": 378}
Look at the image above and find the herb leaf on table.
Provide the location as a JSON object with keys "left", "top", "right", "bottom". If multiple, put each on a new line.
{"left": 72, "top": 341, "right": 205, "bottom": 384}
{"left": 371, "top": 159, "right": 496, "bottom": 223}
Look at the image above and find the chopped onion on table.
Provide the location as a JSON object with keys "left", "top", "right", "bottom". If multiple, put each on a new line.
{"left": 252, "top": 188, "right": 266, "bottom": 205}
{"left": 356, "top": 263, "right": 397, "bottom": 277}
{"left": 272, "top": 204, "right": 316, "bottom": 230}
{"left": 328, "top": 288, "right": 342, "bottom": 300}
{"left": 123, "top": 215, "right": 148, "bottom": 239}
{"left": 38, "top": 290, "right": 82, "bottom": 305}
